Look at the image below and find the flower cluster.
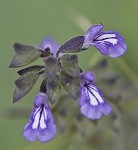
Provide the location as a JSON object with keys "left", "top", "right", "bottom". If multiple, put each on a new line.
{"left": 9, "top": 24, "right": 127, "bottom": 142}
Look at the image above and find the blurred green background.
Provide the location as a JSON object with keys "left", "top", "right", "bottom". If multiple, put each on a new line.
{"left": 0, "top": 0, "right": 138, "bottom": 150}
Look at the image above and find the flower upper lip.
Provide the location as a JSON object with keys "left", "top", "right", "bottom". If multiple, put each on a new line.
{"left": 39, "top": 37, "right": 60, "bottom": 57}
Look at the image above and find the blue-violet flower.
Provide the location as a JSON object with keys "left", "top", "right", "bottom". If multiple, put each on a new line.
{"left": 82, "top": 24, "right": 127, "bottom": 58}
{"left": 22, "top": 93, "right": 56, "bottom": 142}
{"left": 39, "top": 37, "right": 59, "bottom": 57}
{"left": 79, "top": 71, "right": 112, "bottom": 120}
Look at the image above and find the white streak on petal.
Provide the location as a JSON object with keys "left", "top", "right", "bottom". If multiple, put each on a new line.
{"left": 34, "top": 107, "right": 41, "bottom": 116}
{"left": 97, "top": 34, "right": 116, "bottom": 40}
{"left": 89, "top": 85, "right": 98, "bottom": 91}
{"left": 102, "top": 38, "right": 118, "bottom": 45}
{"left": 32, "top": 109, "right": 41, "bottom": 129}
{"left": 40, "top": 112, "right": 46, "bottom": 129}
{"left": 92, "top": 90, "right": 104, "bottom": 103}
{"left": 87, "top": 90, "right": 98, "bottom": 106}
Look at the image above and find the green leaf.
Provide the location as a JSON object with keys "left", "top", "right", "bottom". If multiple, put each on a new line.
{"left": 57, "top": 36, "right": 85, "bottom": 55}
{"left": 9, "top": 43, "right": 42, "bottom": 68}
{"left": 44, "top": 56, "right": 59, "bottom": 77}
{"left": 44, "top": 56, "right": 61, "bottom": 104}
{"left": 60, "top": 54, "right": 80, "bottom": 78}
{"left": 13, "top": 68, "right": 44, "bottom": 103}
{"left": 40, "top": 78, "right": 47, "bottom": 93}
{"left": 17, "top": 65, "right": 44, "bottom": 75}
{"left": 60, "top": 71, "right": 80, "bottom": 100}
{"left": 46, "top": 75, "right": 61, "bottom": 104}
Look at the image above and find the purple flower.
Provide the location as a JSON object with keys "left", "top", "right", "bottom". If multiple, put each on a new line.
{"left": 22, "top": 93, "right": 56, "bottom": 142}
{"left": 78, "top": 71, "right": 112, "bottom": 120}
{"left": 39, "top": 37, "right": 59, "bottom": 57}
{"left": 82, "top": 24, "right": 127, "bottom": 58}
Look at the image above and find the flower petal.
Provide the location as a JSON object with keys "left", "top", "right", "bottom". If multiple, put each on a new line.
{"left": 37, "top": 123, "right": 56, "bottom": 142}
{"left": 78, "top": 86, "right": 88, "bottom": 106}
{"left": 85, "top": 24, "right": 104, "bottom": 41}
{"left": 22, "top": 104, "right": 45, "bottom": 142}
{"left": 100, "top": 101, "right": 112, "bottom": 115}
{"left": 22, "top": 123, "right": 37, "bottom": 142}
{"left": 37, "top": 106, "right": 56, "bottom": 142}
{"left": 80, "top": 71, "right": 95, "bottom": 85}
{"left": 39, "top": 37, "right": 59, "bottom": 57}
{"left": 34, "top": 93, "right": 46, "bottom": 107}
{"left": 83, "top": 24, "right": 103, "bottom": 49}
{"left": 88, "top": 84, "right": 104, "bottom": 104}
{"left": 93, "top": 31, "right": 127, "bottom": 57}
{"left": 80, "top": 101, "right": 112, "bottom": 120}
{"left": 22, "top": 108, "right": 39, "bottom": 142}
{"left": 79, "top": 83, "right": 112, "bottom": 120}
{"left": 80, "top": 103, "right": 102, "bottom": 120}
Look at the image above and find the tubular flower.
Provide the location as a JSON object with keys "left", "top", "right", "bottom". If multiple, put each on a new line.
{"left": 82, "top": 24, "right": 127, "bottom": 58}
{"left": 22, "top": 93, "right": 56, "bottom": 142}
{"left": 78, "top": 71, "right": 112, "bottom": 120}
